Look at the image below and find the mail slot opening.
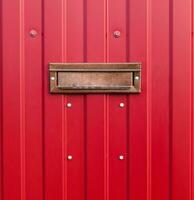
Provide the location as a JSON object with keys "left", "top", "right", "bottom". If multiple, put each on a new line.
{"left": 49, "top": 63, "right": 141, "bottom": 93}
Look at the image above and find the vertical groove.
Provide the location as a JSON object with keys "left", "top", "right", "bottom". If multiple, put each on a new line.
{"left": 126, "top": 95, "right": 130, "bottom": 200}
{"left": 104, "top": 0, "right": 109, "bottom": 200}
{"left": 191, "top": 0, "right": 194, "bottom": 199}
{"left": 126, "top": 0, "right": 130, "bottom": 199}
{"left": 146, "top": 0, "right": 152, "bottom": 199}
{"left": 104, "top": 0, "right": 107, "bottom": 199}
{"left": 104, "top": 95, "right": 107, "bottom": 200}
{"left": 41, "top": 0, "right": 45, "bottom": 199}
{"left": 64, "top": 96, "right": 67, "bottom": 200}
{"left": 107, "top": 96, "right": 109, "bottom": 200}
{"left": 126, "top": 0, "right": 130, "bottom": 62}
{"left": 0, "top": 0, "right": 3, "bottom": 198}
{"left": 41, "top": 0, "right": 46, "bottom": 199}
{"left": 83, "top": 0, "right": 87, "bottom": 62}
{"left": 169, "top": 0, "right": 173, "bottom": 199}
{"left": 104, "top": 95, "right": 109, "bottom": 200}
{"left": 63, "top": 0, "right": 68, "bottom": 199}
{"left": 61, "top": 95, "right": 65, "bottom": 200}
{"left": 84, "top": 96, "right": 87, "bottom": 200}
{"left": 61, "top": 0, "right": 65, "bottom": 199}
{"left": 83, "top": 0, "right": 88, "bottom": 199}
{"left": 0, "top": 0, "right": 3, "bottom": 196}
{"left": 106, "top": 0, "right": 109, "bottom": 63}
{"left": 61, "top": 0, "right": 67, "bottom": 179}
{"left": 19, "top": 0, "right": 26, "bottom": 199}
{"left": 20, "top": 4, "right": 26, "bottom": 200}
{"left": 190, "top": 0, "right": 193, "bottom": 199}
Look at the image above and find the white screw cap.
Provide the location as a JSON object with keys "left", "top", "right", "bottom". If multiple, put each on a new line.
{"left": 67, "top": 103, "right": 72, "bottom": 108}
{"left": 29, "top": 29, "right": 38, "bottom": 38}
{"left": 119, "top": 155, "right": 124, "bottom": 160}
{"left": 119, "top": 103, "right": 125, "bottom": 108}
{"left": 67, "top": 155, "right": 73, "bottom": 160}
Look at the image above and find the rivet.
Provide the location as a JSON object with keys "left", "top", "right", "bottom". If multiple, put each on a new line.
{"left": 67, "top": 103, "right": 72, "bottom": 108}
{"left": 119, "top": 155, "right": 124, "bottom": 160}
{"left": 50, "top": 77, "right": 55, "bottom": 81}
{"left": 119, "top": 103, "right": 125, "bottom": 108}
{"left": 67, "top": 155, "right": 73, "bottom": 160}
{"left": 29, "top": 29, "right": 38, "bottom": 38}
{"left": 135, "top": 76, "right": 140, "bottom": 80}
{"left": 113, "top": 30, "right": 121, "bottom": 38}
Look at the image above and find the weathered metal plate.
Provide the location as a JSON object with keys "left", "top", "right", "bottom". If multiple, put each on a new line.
{"left": 49, "top": 63, "right": 141, "bottom": 93}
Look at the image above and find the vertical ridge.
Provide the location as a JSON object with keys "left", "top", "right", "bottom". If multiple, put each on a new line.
{"left": 190, "top": 0, "right": 193, "bottom": 199}
{"left": 84, "top": 96, "right": 87, "bottom": 200}
{"left": 126, "top": 0, "right": 130, "bottom": 62}
{"left": 61, "top": 96, "right": 65, "bottom": 200}
{"left": 189, "top": 0, "right": 193, "bottom": 198}
{"left": 105, "top": 0, "right": 109, "bottom": 199}
{"left": 61, "top": 0, "right": 65, "bottom": 199}
{"left": 126, "top": 0, "right": 130, "bottom": 199}
{"left": 0, "top": 0, "right": 3, "bottom": 197}
{"left": 126, "top": 96, "right": 130, "bottom": 200}
{"left": 41, "top": 0, "right": 45, "bottom": 199}
{"left": 146, "top": 0, "right": 152, "bottom": 199}
{"left": 104, "top": 95, "right": 110, "bottom": 200}
{"left": 106, "top": 0, "right": 109, "bottom": 63}
{"left": 169, "top": 0, "right": 173, "bottom": 199}
{"left": 19, "top": 0, "right": 26, "bottom": 199}
{"left": 64, "top": 96, "right": 67, "bottom": 200}
{"left": 63, "top": 0, "right": 68, "bottom": 199}
{"left": 83, "top": 0, "right": 88, "bottom": 199}
{"left": 192, "top": 0, "right": 194, "bottom": 199}
{"left": 83, "top": 0, "right": 87, "bottom": 62}
{"left": 107, "top": 95, "right": 109, "bottom": 200}
{"left": 104, "top": 94, "right": 107, "bottom": 200}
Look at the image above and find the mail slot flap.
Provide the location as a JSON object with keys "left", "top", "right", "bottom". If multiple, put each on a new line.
{"left": 49, "top": 63, "right": 141, "bottom": 93}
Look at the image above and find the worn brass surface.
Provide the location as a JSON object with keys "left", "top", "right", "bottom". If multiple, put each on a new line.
{"left": 49, "top": 63, "right": 141, "bottom": 93}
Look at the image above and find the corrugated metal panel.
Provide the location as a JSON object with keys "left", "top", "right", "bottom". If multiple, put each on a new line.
{"left": 0, "top": 0, "right": 193, "bottom": 200}
{"left": 2, "top": 0, "right": 43, "bottom": 199}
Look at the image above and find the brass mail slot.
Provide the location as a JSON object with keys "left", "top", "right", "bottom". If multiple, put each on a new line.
{"left": 49, "top": 63, "right": 141, "bottom": 93}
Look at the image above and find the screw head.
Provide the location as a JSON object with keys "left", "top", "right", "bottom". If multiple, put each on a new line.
{"left": 135, "top": 76, "right": 140, "bottom": 80}
{"left": 67, "top": 155, "right": 73, "bottom": 160}
{"left": 67, "top": 103, "right": 72, "bottom": 108}
{"left": 119, "top": 103, "right": 125, "bottom": 108}
{"left": 50, "top": 77, "right": 55, "bottom": 81}
{"left": 119, "top": 155, "right": 124, "bottom": 160}
{"left": 113, "top": 30, "right": 121, "bottom": 38}
{"left": 29, "top": 29, "right": 38, "bottom": 38}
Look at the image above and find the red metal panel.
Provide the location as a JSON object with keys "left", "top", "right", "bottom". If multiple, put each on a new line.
{"left": 2, "top": 0, "right": 43, "bottom": 199}
{"left": 44, "top": 0, "right": 64, "bottom": 199}
{"left": 0, "top": 0, "right": 2, "bottom": 197}
{"left": 108, "top": 96, "right": 128, "bottom": 200}
{"left": 66, "top": 97, "right": 85, "bottom": 200}
{"left": 128, "top": 0, "right": 147, "bottom": 199}
{"left": 2, "top": 0, "right": 26, "bottom": 199}
{"left": 172, "top": 0, "right": 192, "bottom": 199}
{"left": 66, "top": 0, "right": 85, "bottom": 199}
{"left": 1, "top": 0, "right": 194, "bottom": 200}
{"left": 86, "top": 1, "right": 106, "bottom": 200}
{"left": 2, "top": 0, "right": 43, "bottom": 200}
{"left": 24, "top": 0, "right": 43, "bottom": 199}
{"left": 107, "top": 1, "right": 128, "bottom": 200}
{"left": 149, "top": 0, "right": 171, "bottom": 199}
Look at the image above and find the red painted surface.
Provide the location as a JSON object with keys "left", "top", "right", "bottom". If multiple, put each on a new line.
{"left": 0, "top": 0, "right": 193, "bottom": 200}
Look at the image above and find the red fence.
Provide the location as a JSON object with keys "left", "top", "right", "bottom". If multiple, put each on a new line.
{"left": 0, "top": 0, "right": 194, "bottom": 200}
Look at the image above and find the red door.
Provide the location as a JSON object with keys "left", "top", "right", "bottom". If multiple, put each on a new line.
{"left": 1, "top": 0, "right": 193, "bottom": 200}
